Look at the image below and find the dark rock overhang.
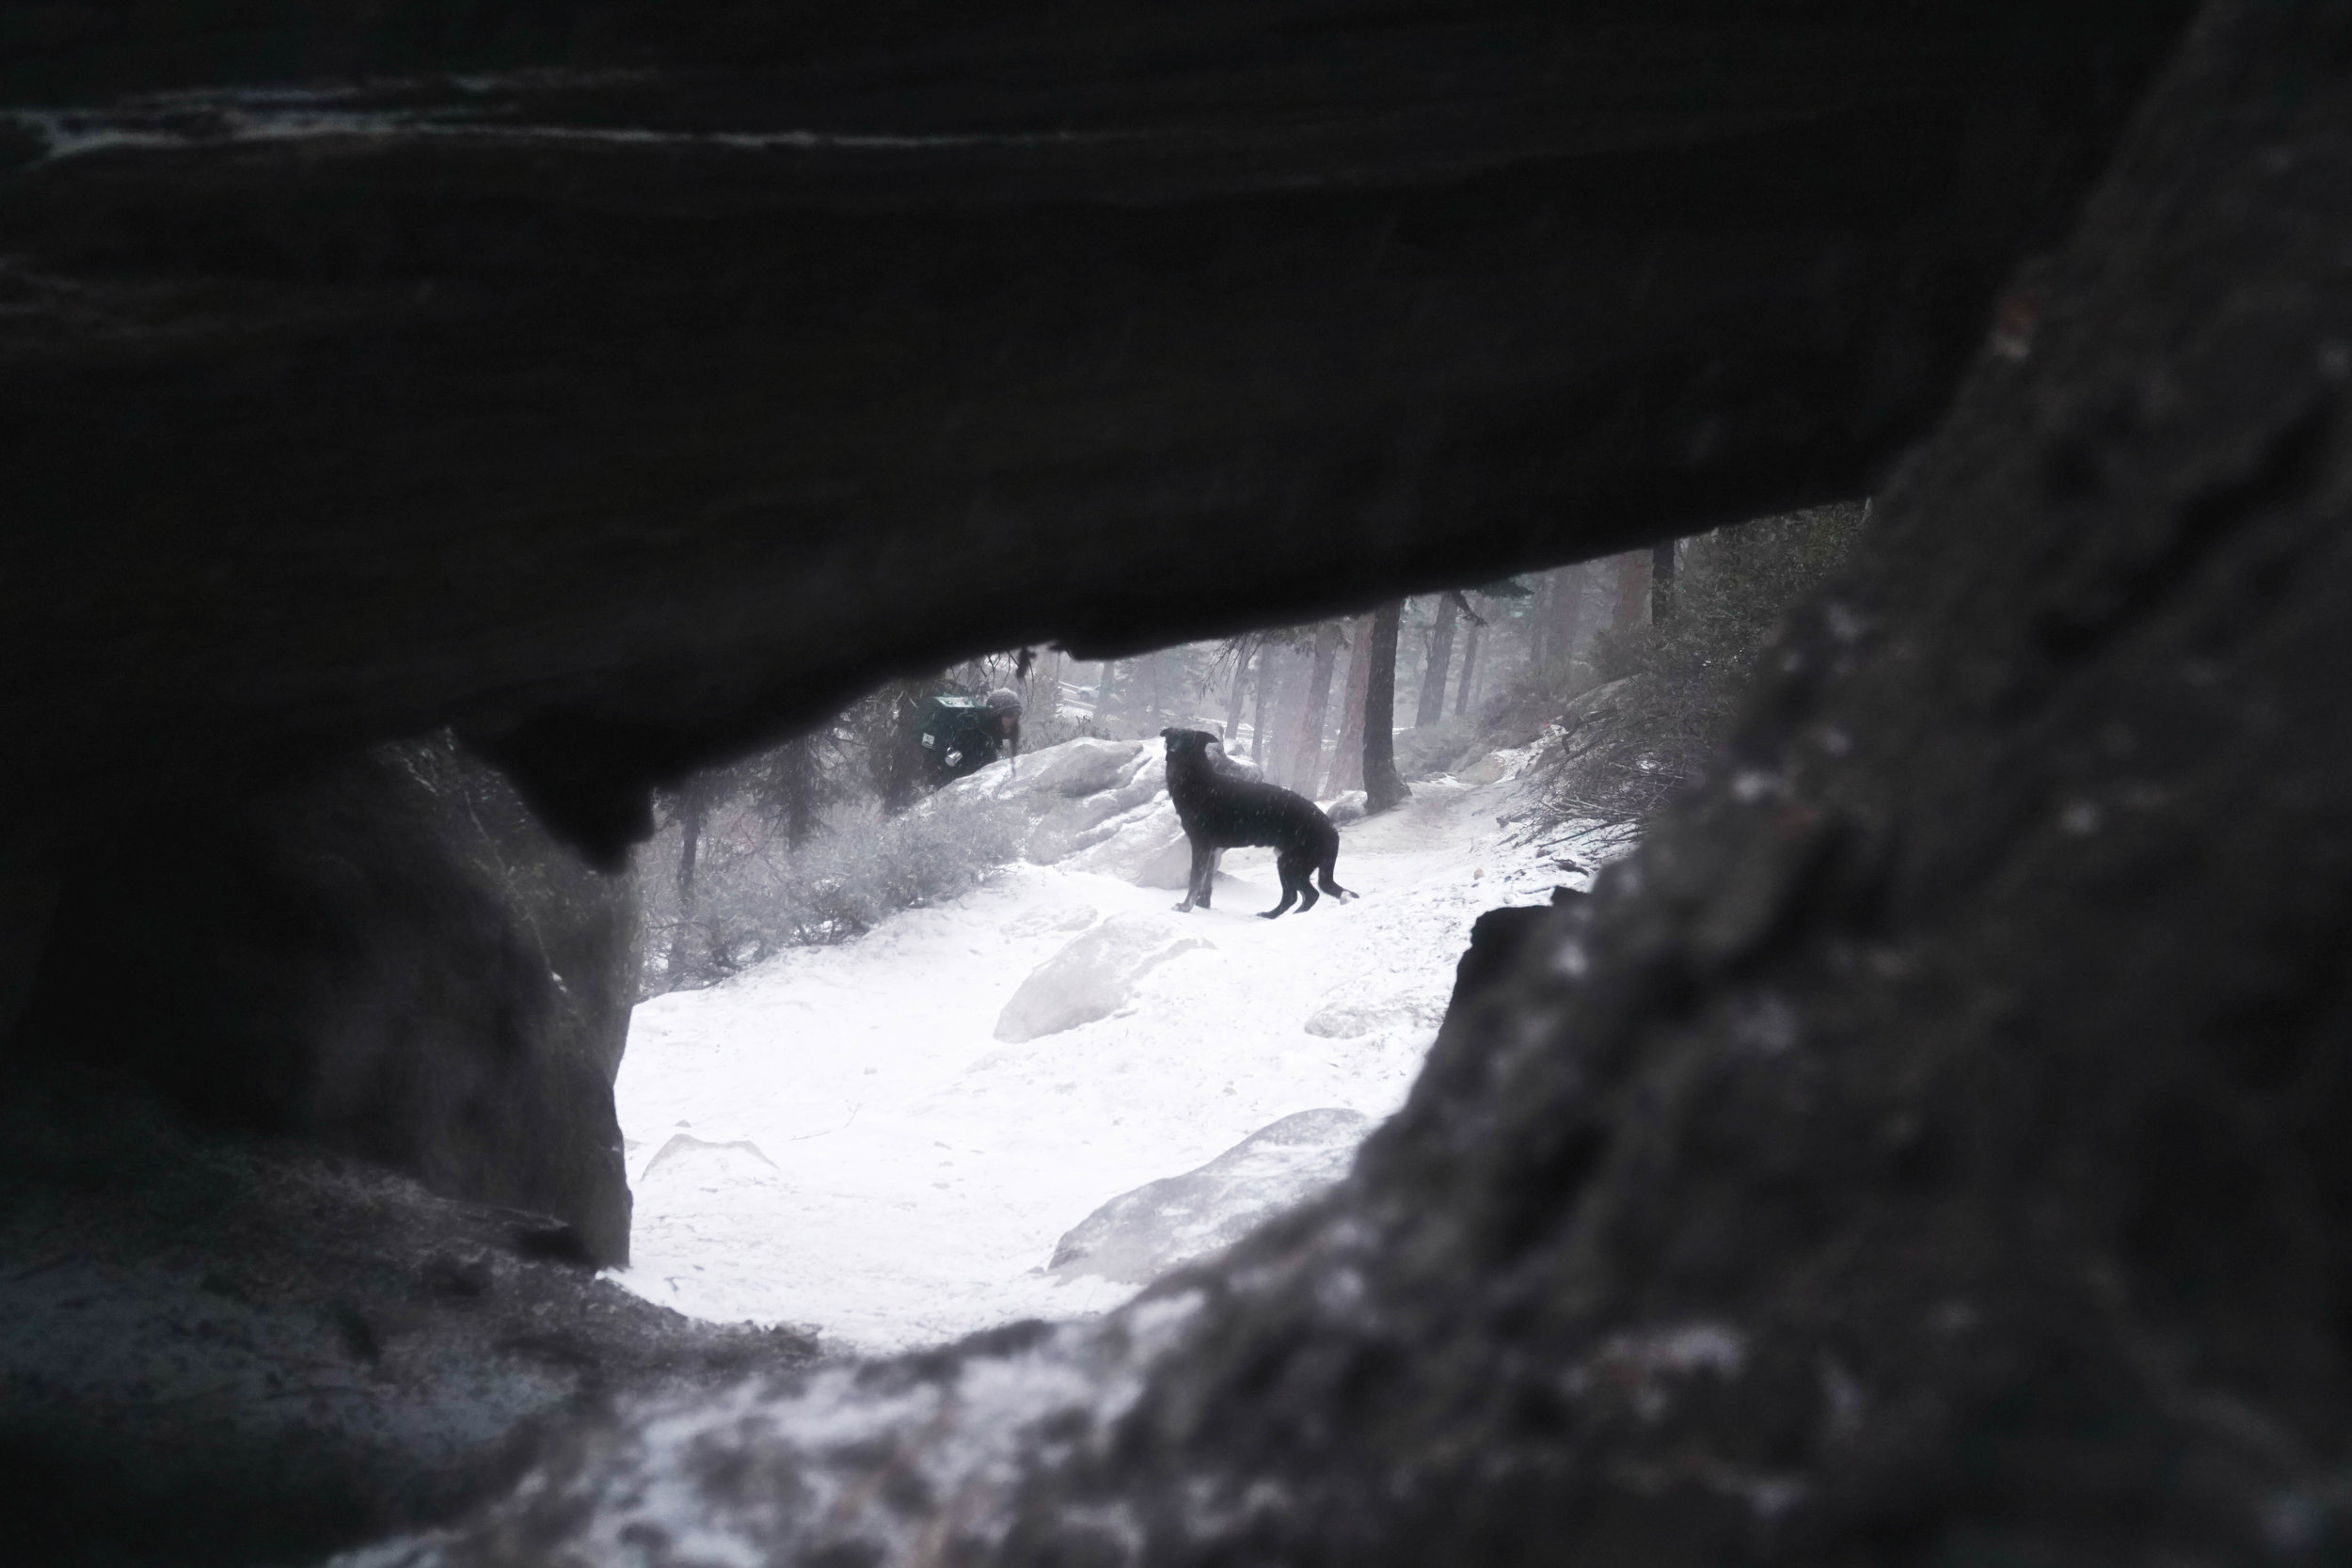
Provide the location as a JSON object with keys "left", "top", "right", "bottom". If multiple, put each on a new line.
{"left": 0, "top": 1, "right": 2194, "bottom": 857}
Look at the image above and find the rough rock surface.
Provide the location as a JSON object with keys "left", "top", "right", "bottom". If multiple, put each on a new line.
{"left": 0, "top": 4, "right": 2192, "bottom": 867}
{"left": 0, "top": 1071, "right": 815, "bottom": 1568}
{"left": 345, "top": 6, "right": 2352, "bottom": 1561}
{"left": 14, "top": 743, "right": 639, "bottom": 1266}
{"left": 1048, "top": 1108, "right": 1373, "bottom": 1285}
{"left": 946, "top": 738, "right": 1171, "bottom": 869}
{"left": 1011, "top": 739, "right": 1146, "bottom": 800}
{"left": 0, "top": 37, "right": 2205, "bottom": 1553}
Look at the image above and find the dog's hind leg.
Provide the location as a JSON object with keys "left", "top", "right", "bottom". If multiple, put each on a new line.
{"left": 1318, "top": 844, "right": 1357, "bottom": 901}
{"left": 1260, "top": 861, "right": 1304, "bottom": 920}
{"left": 1263, "top": 851, "right": 1313, "bottom": 918}
{"left": 1288, "top": 851, "right": 1323, "bottom": 914}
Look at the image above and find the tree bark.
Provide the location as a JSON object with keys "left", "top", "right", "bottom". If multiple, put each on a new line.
{"left": 771, "top": 737, "right": 819, "bottom": 849}
{"left": 1329, "top": 614, "right": 1376, "bottom": 793}
{"left": 1223, "top": 641, "right": 1253, "bottom": 747}
{"left": 1249, "top": 641, "right": 1281, "bottom": 768}
{"left": 1146, "top": 647, "right": 1171, "bottom": 727}
{"left": 1361, "top": 601, "right": 1409, "bottom": 814}
{"left": 1416, "top": 594, "right": 1458, "bottom": 727}
{"left": 1285, "top": 621, "right": 1343, "bottom": 793}
{"left": 870, "top": 680, "right": 923, "bottom": 816}
{"left": 1094, "top": 658, "right": 1120, "bottom": 728}
{"left": 1453, "top": 618, "right": 1481, "bottom": 716}
{"left": 1549, "top": 564, "right": 1589, "bottom": 674}
{"left": 665, "top": 783, "right": 707, "bottom": 982}
{"left": 1526, "top": 572, "right": 1554, "bottom": 670}
{"left": 1649, "top": 539, "right": 1677, "bottom": 624}
{"left": 1612, "top": 548, "right": 1650, "bottom": 628}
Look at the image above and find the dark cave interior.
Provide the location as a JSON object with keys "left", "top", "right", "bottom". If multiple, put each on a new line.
{"left": 24, "top": 2, "right": 2352, "bottom": 1563}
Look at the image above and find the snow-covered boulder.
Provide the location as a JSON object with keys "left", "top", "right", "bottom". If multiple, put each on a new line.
{"left": 941, "top": 739, "right": 1190, "bottom": 874}
{"left": 946, "top": 736, "right": 1139, "bottom": 803}
{"left": 1130, "top": 820, "right": 1200, "bottom": 890}
{"left": 1047, "top": 1107, "right": 1372, "bottom": 1283}
{"left": 1024, "top": 793, "right": 1135, "bottom": 863}
{"left": 1456, "top": 752, "right": 1511, "bottom": 785}
{"left": 1066, "top": 802, "right": 1189, "bottom": 885}
{"left": 1212, "top": 748, "right": 1263, "bottom": 784}
{"left": 1018, "top": 737, "right": 1144, "bottom": 799}
{"left": 1109, "top": 751, "right": 1167, "bottom": 810}
{"left": 993, "top": 912, "right": 1213, "bottom": 1042}
{"left": 1324, "top": 789, "right": 1368, "bottom": 825}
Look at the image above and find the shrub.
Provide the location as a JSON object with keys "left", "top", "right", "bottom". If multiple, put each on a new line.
{"left": 1522, "top": 503, "right": 1867, "bottom": 829}
{"left": 1392, "top": 712, "right": 1492, "bottom": 781}
{"left": 638, "top": 770, "right": 1026, "bottom": 995}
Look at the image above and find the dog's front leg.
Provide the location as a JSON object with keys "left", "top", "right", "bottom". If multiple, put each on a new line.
{"left": 1175, "top": 837, "right": 1213, "bottom": 913}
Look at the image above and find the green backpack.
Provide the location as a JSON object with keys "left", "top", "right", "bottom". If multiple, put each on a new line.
{"left": 915, "top": 694, "right": 997, "bottom": 774}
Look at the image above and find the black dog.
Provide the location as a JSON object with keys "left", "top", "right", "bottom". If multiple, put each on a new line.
{"left": 1161, "top": 727, "right": 1355, "bottom": 919}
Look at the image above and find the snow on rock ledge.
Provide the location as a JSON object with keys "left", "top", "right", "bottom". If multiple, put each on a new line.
{"left": 945, "top": 737, "right": 1182, "bottom": 872}
{"left": 1016, "top": 737, "right": 1144, "bottom": 798}
{"left": 1048, "top": 1108, "right": 1372, "bottom": 1284}
{"left": 1071, "top": 803, "right": 1194, "bottom": 888}
{"left": 993, "top": 912, "right": 1214, "bottom": 1042}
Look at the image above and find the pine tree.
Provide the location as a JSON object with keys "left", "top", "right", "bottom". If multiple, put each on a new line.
{"left": 1416, "top": 594, "right": 1458, "bottom": 727}
{"left": 1362, "top": 601, "right": 1410, "bottom": 815}
{"left": 1223, "top": 639, "right": 1254, "bottom": 745}
{"left": 1250, "top": 642, "right": 1282, "bottom": 768}
{"left": 1286, "top": 622, "right": 1343, "bottom": 791}
{"left": 1330, "top": 614, "right": 1375, "bottom": 793}
{"left": 1454, "top": 618, "right": 1481, "bottom": 716}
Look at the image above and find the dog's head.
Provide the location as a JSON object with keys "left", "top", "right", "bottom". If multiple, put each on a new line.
{"left": 1160, "top": 726, "right": 1218, "bottom": 762}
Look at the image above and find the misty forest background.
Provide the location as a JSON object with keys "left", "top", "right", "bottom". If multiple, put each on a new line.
{"left": 627, "top": 502, "right": 1867, "bottom": 995}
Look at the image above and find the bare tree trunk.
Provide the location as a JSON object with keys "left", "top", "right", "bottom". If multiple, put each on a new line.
{"left": 772, "top": 737, "right": 819, "bottom": 849}
{"left": 870, "top": 680, "right": 923, "bottom": 816}
{"left": 1249, "top": 642, "right": 1281, "bottom": 767}
{"left": 1454, "top": 618, "right": 1482, "bottom": 717}
{"left": 1613, "top": 549, "right": 1651, "bottom": 629}
{"left": 1551, "top": 563, "right": 1590, "bottom": 675}
{"left": 1096, "top": 658, "right": 1120, "bottom": 728}
{"left": 1329, "top": 614, "right": 1375, "bottom": 793}
{"left": 1527, "top": 574, "right": 1555, "bottom": 670}
{"left": 666, "top": 782, "right": 707, "bottom": 982}
{"left": 1147, "top": 647, "right": 1170, "bottom": 727}
{"left": 1223, "top": 640, "right": 1253, "bottom": 745}
{"left": 1361, "top": 601, "right": 1409, "bottom": 814}
{"left": 1416, "top": 594, "right": 1458, "bottom": 727}
{"left": 1650, "top": 539, "right": 1677, "bottom": 625}
{"left": 1286, "top": 621, "right": 1343, "bottom": 793}
{"left": 1019, "top": 649, "right": 1057, "bottom": 732}
{"left": 1265, "top": 643, "right": 1304, "bottom": 783}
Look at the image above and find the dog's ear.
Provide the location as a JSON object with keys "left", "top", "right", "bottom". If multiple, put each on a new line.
{"left": 1160, "top": 727, "right": 1176, "bottom": 741}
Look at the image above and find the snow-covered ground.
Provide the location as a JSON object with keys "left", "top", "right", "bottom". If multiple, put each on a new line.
{"left": 611, "top": 745, "right": 1629, "bottom": 1354}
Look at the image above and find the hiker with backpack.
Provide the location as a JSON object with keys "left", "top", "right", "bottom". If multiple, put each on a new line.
{"left": 914, "top": 687, "right": 1024, "bottom": 787}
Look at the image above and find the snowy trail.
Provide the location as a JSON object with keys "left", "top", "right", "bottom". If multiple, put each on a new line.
{"left": 612, "top": 763, "right": 1622, "bottom": 1354}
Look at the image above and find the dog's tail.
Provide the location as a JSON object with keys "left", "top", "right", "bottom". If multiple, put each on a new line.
{"left": 1318, "top": 841, "right": 1355, "bottom": 901}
